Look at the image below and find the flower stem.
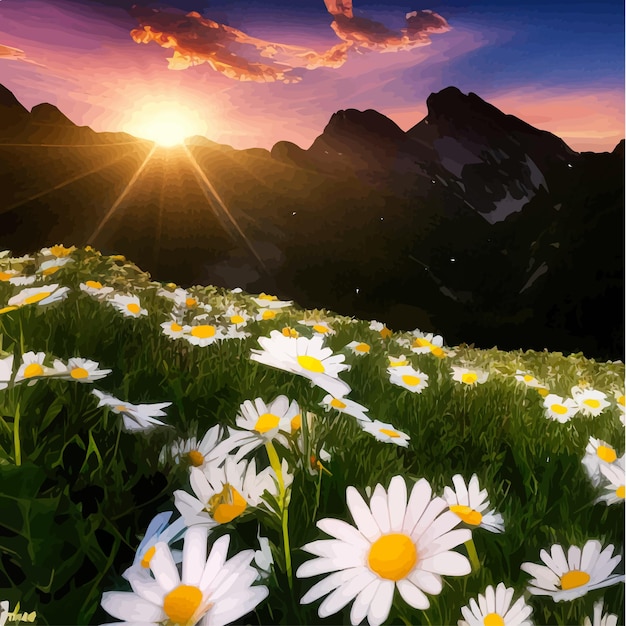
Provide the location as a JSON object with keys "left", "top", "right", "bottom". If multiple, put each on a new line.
{"left": 265, "top": 441, "right": 292, "bottom": 591}
{"left": 13, "top": 401, "right": 21, "bottom": 466}
{"left": 465, "top": 537, "right": 480, "bottom": 572}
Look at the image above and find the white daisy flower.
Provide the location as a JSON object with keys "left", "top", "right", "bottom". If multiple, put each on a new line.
{"left": 296, "top": 475, "right": 471, "bottom": 626}
{"left": 159, "top": 424, "right": 225, "bottom": 470}
{"left": 458, "top": 582, "right": 533, "bottom": 626}
{"left": 108, "top": 294, "right": 148, "bottom": 318}
{"left": 320, "top": 394, "right": 372, "bottom": 422}
{"left": 582, "top": 437, "right": 619, "bottom": 487}
{"left": 8, "top": 284, "right": 70, "bottom": 307}
{"left": 160, "top": 318, "right": 188, "bottom": 340}
{"left": 254, "top": 307, "right": 283, "bottom": 322}
{"left": 221, "top": 324, "right": 251, "bottom": 340}
{"left": 251, "top": 293, "right": 292, "bottom": 309}
{"left": 80, "top": 280, "right": 114, "bottom": 299}
{"left": 443, "top": 474, "right": 505, "bottom": 533}
{"left": 514, "top": 370, "right": 545, "bottom": 389}
{"left": 572, "top": 388, "right": 611, "bottom": 417}
{"left": 359, "top": 419, "right": 410, "bottom": 447}
{"left": 224, "top": 305, "right": 250, "bottom": 327}
{"left": 595, "top": 457, "right": 625, "bottom": 505}
{"left": 14, "top": 351, "right": 59, "bottom": 385}
{"left": 208, "top": 396, "right": 300, "bottom": 463}
{"left": 250, "top": 331, "right": 351, "bottom": 398}
{"left": 520, "top": 540, "right": 624, "bottom": 602}
{"left": 37, "top": 256, "right": 73, "bottom": 277}
{"left": 51, "top": 357, "right": 112, "bottom": 383}
{"left": 369, "top": 320, "right": 392, "bottom": 338}
{"left": 0, "top": 600, "right": 8, "bottom": 626}
{"left": 92, "top": 390, "right": 171, "bottom": 432}
{"left": 182, "top": 321, "right": 225, "bottom": 347}
{"left": 387, "top": 355, "right": 411, "bottom": 368}
{"left": 39, "top": 244, "right": 75, "bottom": 258}
{"left": 8, "top": 275, "right": 37, "bottom": 286}
{"left": 346, "top": 341, "right": 371, "bottom": 356}
{"left": 101, "top": 527, "right": 268, "bottom": 626}
{"left": 583, "top": 599, "right": 619, "bottom": 626}
{"left": 174, "top": 456, "right": 290, "bottom": 528}
{"left": 0, "top": 269, "right": 20, "bottom": 282}
{"left": 452, "top": 366, "right": 489, "bottom": 386}
{"left": 543, "top": 394, "right": 578, "bottom": 423}
{"left": 612, "top": 389, "right": 625, "bottom": 418}
{"left": 299, "top": 319, "right": 335, "bottom": 336}
{"left": 0, "top": 354, "right": 14, "bottom": 390}
{"left": 254, "top": 526, "right": 274, "bottom": 582}
{"left": 388, "top": 365, "right": 429, "bottom": 393}
{"left": 409, "top": 332, "right": 444, "bottom": 355}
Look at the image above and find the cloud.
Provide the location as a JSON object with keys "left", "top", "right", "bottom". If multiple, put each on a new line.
{"left": 128, "top": 2, "right": 450, "bottom": 82}
{"left": 0, "top": 42, "right": 46, "bottom": 67}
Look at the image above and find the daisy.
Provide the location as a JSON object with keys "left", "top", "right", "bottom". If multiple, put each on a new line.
{"left": 596, "top": 458, "right": 625, "bottom": 505}
{"left": 458, "top": 582, "right": 533, "bottom": 626}
{"left": 0, "top": 269, "right": 20, "bottom": 282}
{"left": 296, "top": 475, "right": 471, "bottom": 626}
{"left": 387, "top": 355, "right": 410, "bottom": 368}
{"left": 359, "top": 419, "right": 410, "bottom": 447}
{"left": 224, "top": 305, "right": 250, "bottom": 327}
{"left": 281, "top": 326, "right": 300, "bottom": 338}
{"left": 369, "top": 320, "right": 392, "bottom": 339}
{"left": 583, "top": 599, "right": 619, "bottom": 626}
{"left": 254, "top": 308, "right": 281, "bottom": 322}
{"left": 7, "top": 275, "right": 37, "bottom": 286}
{"left": 159, "top": 424, "right": 226, "bottom": 470}
{"left": 299, "top": 319, "right": 335, "bottom": 336}
{"left": 582, "top": 437, "right": 619, "bottom": 487}
{"left": 51, "top": 357, "right": 112, "bottom": 383}
{"left": 320, "top": 395, "right": 371, "bottom": 422}
{"left": 388, "top": 365, "right": 429, "bottom": 393}
{"left": 14, "top": 351, "right": 59, "bottom": 385}
{"left": 443, "top": 474, "right": 505, "bottom": 533}
{"left": 514, "top": 370, "right": 545, "bottom": 389}
{"left": 251, "top": 293, "right": 292, "bottom": 309}
{"left": 160, "top": 318, "right": 188, "bottom": 340}
{"left": 182, "top": 322, "right": 224, "bottom": 347}
{"left": 409, "top": 332, "right": 444, "bottom": 356}
{"left": 92, "top": 389, "right": 171, "bottom": 432}
{"left": 39, "top": 244, "right": 75, "bottom": 258}
{"left": 572, "top": 388, "right": 610, "bottom": 417}
{"left": 250, "top": 330, "right": 351, "bottom": 398}
{"left": 452, "top": 366, "right": 489, "bottom": 386}
{"left": 101, "top": 527, "right": 268, "bottom": 626}
{"left": 520, "top": 540, "right": 624, "bottom": 602}
{"left": 542, "top": 394, "right": 578, "bottom": 423}
{"left": 8, "top": 284, "right": 70, "bottom": 308}
{"left": 221, "top": 324, "right": 251, "bottom": 341}
{"left": 208, "top": 396, "right": 300, "bottom": 463}
{"left": 0, "top": 601, "right": 8, "bottom": 626}
{"left": 80, "top": 280, "right": 114, "bottom": 299}
{"left": 174, "top": 456, "right": 290, "bottom": 528}
{"left": 346, "top": 340, "right": 371, "bottom": 356}
{"left": 108, "top": 294, "right": 148, "bottom": 318}
{"left": 37, "top": 257, "right": 73, "bottom": 277}
{"left": 0, "top": 354, "right": 14, "bottom": 390}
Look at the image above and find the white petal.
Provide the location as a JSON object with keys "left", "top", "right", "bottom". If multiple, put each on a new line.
{"left": 182, "top": 525, "right": 207, "bottom": 586}
{"left": 100, "top": 591, "right": 166, "bottom": 621}
{"left": 300, "top": 568, "right": 361, "bottom": 605}
{"left": 316, "top": 518, "right": 370, "bottom": 549}
{"left": 149, "top": 543, "right": 180, "bottom": 592}
{"left": 407, "top": 569, "right": 442, "bottom": 595}
{"left": 346, "top": 486, "right": 381, "bottom": 541}
{"left": 350, "top": 579, "right": 380, "bottom": 626}
{"left": 396, "top": 579, "right": 430, "bottom": 609}
{"left": 419, "top": 550, "right": 471, "bottom": 576}
{"left": 387, "top": 476, "right": 408, "bottom": 533}
{"left": 366, "top": 579, "right": 395, "bottom": 626}
{"left": 317, "top": 569, "right": 377, "bottom": 617}
{"left": 369, "top": 484, "right": 391, "bottom": 534}
{"left": 199, "top": 534, "right": 230, "bottom": 590}
{"left": 451, "top": 475, "right": 469, "bottom": 506}
{"left": 402, "top": 479, "right": 433, "bottom": 536}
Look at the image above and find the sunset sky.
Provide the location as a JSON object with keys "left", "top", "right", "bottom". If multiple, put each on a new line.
{"left": 0, "top": 0, "right": 623, "bottom": 152}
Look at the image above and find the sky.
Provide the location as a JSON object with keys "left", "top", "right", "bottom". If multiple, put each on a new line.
{"left": 0, "top": 0, "right": 623, "bottom": 152}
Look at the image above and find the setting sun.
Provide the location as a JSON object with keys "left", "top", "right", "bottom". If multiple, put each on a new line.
{"left": 124, "top": 102, "right": 208, "bottom": 147}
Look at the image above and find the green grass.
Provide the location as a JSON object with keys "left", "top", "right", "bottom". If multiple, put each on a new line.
{"left": 0, "top": 245, "right": 623, "bottom": 626}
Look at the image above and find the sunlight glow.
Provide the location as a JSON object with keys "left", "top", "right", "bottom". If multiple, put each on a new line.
{"left": 125, "top": 103, "right": 208, "bottom": 147}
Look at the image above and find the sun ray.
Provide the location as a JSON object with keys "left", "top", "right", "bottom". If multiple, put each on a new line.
{"left": 88, "top": 145, "right": 157, "bottom": 244}
{"left": 0, "top": 141, "right": 143, "bottom": 148}
{"left": 153, "top": 154, "right": 167, "bottom": 270}
{"left": 0, "top": 146, "right": 146, "bottom": 215}
{"left": 183, "top": 145, "right": 269, "bottom": 275}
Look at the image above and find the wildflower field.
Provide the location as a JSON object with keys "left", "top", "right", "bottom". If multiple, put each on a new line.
{"left": 0, "top": 245, "right": 623, "bottom": 626}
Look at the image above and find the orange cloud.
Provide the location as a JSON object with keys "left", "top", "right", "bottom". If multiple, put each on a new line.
{"left": 0, "top": 43, "right": 45, "bottom": 67}
{"left": 129, "top": 2, "right": 450, "bottom": 82}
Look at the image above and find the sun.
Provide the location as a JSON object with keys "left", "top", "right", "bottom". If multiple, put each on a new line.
{"left": 125, "top": 102, "right": 208, "bottom": 147}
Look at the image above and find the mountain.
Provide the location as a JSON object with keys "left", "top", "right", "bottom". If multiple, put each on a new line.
{"left": 0, "top": 85, "right": 623, "bottom": 359}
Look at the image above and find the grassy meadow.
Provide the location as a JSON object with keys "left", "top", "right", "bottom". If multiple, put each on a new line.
{"left": 0, "top": 245, "right": 624, "bottom": 626}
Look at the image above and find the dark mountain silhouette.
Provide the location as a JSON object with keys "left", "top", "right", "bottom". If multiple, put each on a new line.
{"left": 0, "top": 84, "right": 623, "bottom": 359}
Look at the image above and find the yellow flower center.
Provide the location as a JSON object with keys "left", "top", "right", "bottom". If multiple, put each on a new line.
{"left": 291, "top": 413, "right": 301, "bottom": 431}
{"left": 70, "top": 367, "right": 89, "bottom": 379}
{"left": 42, "top": 266, "right": 60, "bottom": 276}
{"left": 170, "top": 322, "right": 183, "bottom": 332}
{"left": 401, "top": 374, "right": 421, "bottom": 387}
{"left": 379, "top": 428, "right": 400, "bottom": 438}
{"left": 0, "top": 271, "right": 13, "bottom": 280}
{"left": 230, "top": 314, "right": 245, "bottom": 324}
{"left": 24, "top": 363, "right": 44, "bottom": 378}
{"left": 85, "top": 280, "right": 103, "bottom": 289}
{"left": 312, "top": 324, "right": 329, "bottom": 334}
{"left": 355, "top": 343, "right": 370, "bottom": 353}
{"left": 523, "top": 375, "right": 535, "bottom": 383}
{"left": 259, "top": 293, "right": 277, "bottom": 301}
{"left": 583, "top": 398, "right": 601, "bottom": 409}
{"left": 185, "top": 297, "right": 197, "bottom": 307}
{"left": 254, "top": 412, "right": 280, "bottom": 433}
{"left": 330, "top": 398, "right": 347, "bottom": 409}
{"left": 560, "top": 570, "right": 590, "bottom": 590}
{"left": 379, "top": 327, "right": 392, "bottom": 339}
{"left": 141, "top": 545, "right": 156, "bottom": 568}
{"left": 412, "top": 338, "right": 430, "bottom": 348}
{"left": 23, "top": 291, "right": 51, "bottom": 305}
{"left": 0, "top": 306, "right": 19, "bottom": 314}
{"left": 461, "top": 372, "right": 478, "bottom": 385}
{"left": 597, "top": 445, "right": 617, "bottom": 463}
{"left": 126, "top": 303, "right": 141, "bottom": 314}
{"left": 208, "top": 484, "right": 247, "bottom": 523}
{"left": 191, "top": 325, "right": 215, "bottom": 339}
{"left": 449, "top": 504, "right": 483, "bottom": 525}
{"left": 617, "top": 394, "right": 625, "bottom": 406}
{"left": 163, "top": 584, "right": 203, "bottom": 624}
{"left": 297, "top": 355, "right": 325, "bottom": 373}
{"left": 49, "top": 245, "right": 72, "bottom": 257}
{"left": 368, "top": 533, "right": 417, "bottom": 580}
{"left": 483, "top": 613, "right": 504, "bottom": 626}
{"left": 430, "top": 346, "right": 445, "bottom": 358}
{"left": 550, "top": 403, "right": 568, "bottom": 415}
{"left": 537, "top": 387, "right": 549, "bottom": 397}
{"left": 389, "top": 359, "right": 408, "bottom": 367}
{"left": 262, "top": 310, "right": 276, "bottom": 320}
{"left": 616, "top": 485, "right": 625, "bottom": 499}
{"left": 115, "top": 405, "right": 130, "bottom": 413}
{"left": 188, "top": 450, "right": 205, "bottom": 467}
{"left": 282, "top": 327, "right": 298, "bottom": 337}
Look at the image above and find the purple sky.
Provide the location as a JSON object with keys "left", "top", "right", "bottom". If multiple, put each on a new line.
{"left": 0, "top": 0, "right": 623, "bottom": 151}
